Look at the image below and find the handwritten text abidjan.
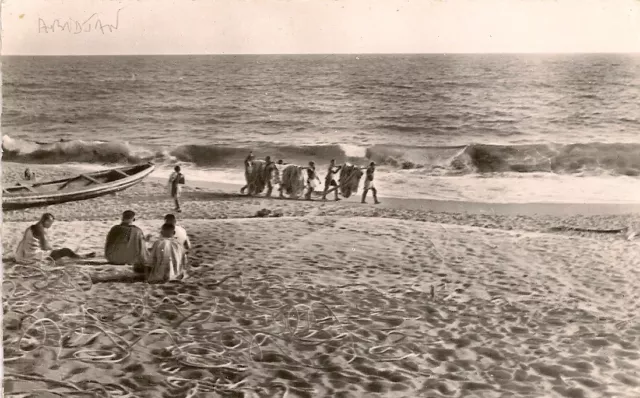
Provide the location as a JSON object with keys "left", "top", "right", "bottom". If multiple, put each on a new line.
{"left": 38, "top": 8, "right": 123, "bottom": 34}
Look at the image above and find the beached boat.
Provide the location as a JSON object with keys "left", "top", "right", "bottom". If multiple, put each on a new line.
{"left": 2, "top": 163, "right": 155, "bottom": 211}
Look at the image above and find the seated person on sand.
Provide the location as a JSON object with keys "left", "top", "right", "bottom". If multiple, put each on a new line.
{"left": 15, "top": 213, "right": 96, "bottom": 265}
{"left": 24, "top": 168, "right": 35, "bottom": 181}
{"left": 104, "top": 210, "right": 149, "bottom": 273}
{"left": 163, "top": 214, "right": 191, "bottom": 250}
{"left": 145, "top": 223, "right": 188, "bottom": 283}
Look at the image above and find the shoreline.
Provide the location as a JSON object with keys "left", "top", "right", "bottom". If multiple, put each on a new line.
{"left": 147, "top": 175, "right": 640, "bottom": 218}
{"left": 7, "top": 159, "right": 640, "bottom": 207}
{"left": 4, "top": 161, "right": 640, "bottom": 219}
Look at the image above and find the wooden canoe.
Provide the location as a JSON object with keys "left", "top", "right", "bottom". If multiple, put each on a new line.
{"left": 2, "top": 163, "right": 155, "bottom": 211}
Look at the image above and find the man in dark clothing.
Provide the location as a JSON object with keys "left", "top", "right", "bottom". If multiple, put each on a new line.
{"left": 105, "top": 210, "right": 149, "bottom": 272}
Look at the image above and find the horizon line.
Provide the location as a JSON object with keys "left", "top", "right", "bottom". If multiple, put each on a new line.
{"left": 3, "top": 51, "right": 640, "bottom": 57}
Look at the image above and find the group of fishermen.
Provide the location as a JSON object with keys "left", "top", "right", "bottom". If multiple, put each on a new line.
{"left": 14, "top": 211, "right": 191, "bottom": 283}
{"left": 239, "top": 151, "right": 381, "bottom": 204}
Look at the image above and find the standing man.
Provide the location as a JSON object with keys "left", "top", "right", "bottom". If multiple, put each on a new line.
{"left": 322, "top": 159, "right": 343, "bottom": 201}
{"left": 264, "top": 156, "right": 278, "bottom": 197}
{"left": 302, "top": 161, "right": 321, "bottom": 200}
{"left": 168, "top": 166, "right": 185, "bottom": 213}
{"left": 275, "top": 159, "right": 288, "bottom": 198}
{"left": 361, "top": 161, "right": 381, "bottom": 205}
{"left": 240, "top": 151, "right": 255, "bottom": 194}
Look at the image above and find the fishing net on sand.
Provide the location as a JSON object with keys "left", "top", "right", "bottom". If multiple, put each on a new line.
{"left": 3, "top": 256, "right": 436, "bottom": 397}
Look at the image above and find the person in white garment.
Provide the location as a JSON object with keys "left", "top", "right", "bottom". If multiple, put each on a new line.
{"left": 145, "top": 223, "right": 187, "bottom": 283}
{"left": 15, "top": 213, "right": 96, "bottom": 265}
{"left": 162, "top": 214, "right": 191, "bottom": 250}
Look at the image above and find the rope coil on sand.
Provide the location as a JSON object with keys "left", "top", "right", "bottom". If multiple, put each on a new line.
{"left": 4, "top": 253, "right": 431, "bottom": 397}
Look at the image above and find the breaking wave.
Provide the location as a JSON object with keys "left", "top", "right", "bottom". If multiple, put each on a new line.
{"left": 1, "top": 135, "right": 350, "bottom": 168}
{"left": 366, "top": 143, "right": 640, "bottom": 177}
{"left": 3, "top": 135, "right": 640, "bottom": 177}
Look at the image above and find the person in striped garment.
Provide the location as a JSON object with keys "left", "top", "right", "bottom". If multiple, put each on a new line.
{"left": 15, "top": 213, "right": 96, "bottom": 265}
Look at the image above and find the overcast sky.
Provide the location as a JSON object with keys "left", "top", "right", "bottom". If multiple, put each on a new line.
{"left": 2, "top": 0, "right": 640, "bottom": 55}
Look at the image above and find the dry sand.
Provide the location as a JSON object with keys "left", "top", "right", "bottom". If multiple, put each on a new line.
{"left": 3, "top": 162, "right": 640, "bottom": 397}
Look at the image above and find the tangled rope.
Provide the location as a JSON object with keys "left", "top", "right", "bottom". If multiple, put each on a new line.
{"left": 4, "top": 258, "right": 433, "bottom": 397}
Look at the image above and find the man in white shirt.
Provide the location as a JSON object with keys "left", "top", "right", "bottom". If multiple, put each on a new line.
{"left": 163, "top": 214, "right": 191, "bottom": 250}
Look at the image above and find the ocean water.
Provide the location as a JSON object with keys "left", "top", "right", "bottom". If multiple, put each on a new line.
{"left": 3, "top": 54, "right": 640, "bottom": 203}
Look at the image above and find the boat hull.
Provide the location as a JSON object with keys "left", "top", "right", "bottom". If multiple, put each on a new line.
{"left": 2, "top": 164, "right": 155, "bottom": 211}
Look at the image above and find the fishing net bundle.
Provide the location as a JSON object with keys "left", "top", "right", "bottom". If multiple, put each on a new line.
{"left": 245, "top": 161, "right": 280, "bottom": 196}
{"left": 280, "top": 165, "right": 306, "bottom": 199}
{"left": 338, "top": 165, "right": 364, "bottom": 198}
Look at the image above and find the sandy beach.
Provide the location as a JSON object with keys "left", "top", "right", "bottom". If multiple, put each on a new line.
{"left": 3, "top": 161, "right": 640, "bottom": 398}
